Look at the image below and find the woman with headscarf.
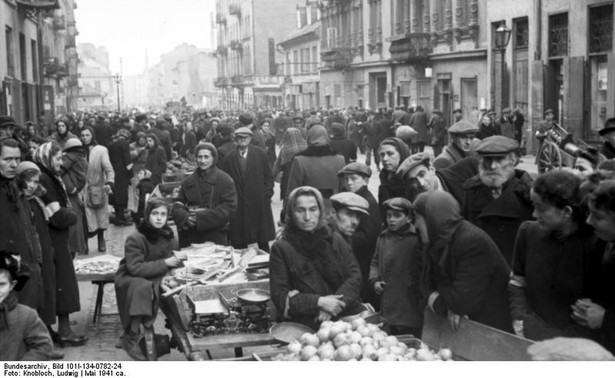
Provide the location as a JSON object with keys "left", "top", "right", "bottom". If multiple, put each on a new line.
{"left": 115, "top": 197, "right": 181, "bottom": 360}
{"left": 414, "top": 190, "right": 513, "bottom": 333}
{"left": 108, "top": 129, "right": 133, "bottom": 226}
{"left": 270, "top": 186, "right": 366, "bottom": 330}
{"left": 377, "top": 137, "right": 411, "bottom": 207}
{"left": 32, "top": 142, "right": 86, "bottom": 347}
{"left": 60, "top": 138, "right": 88, "bottom": 257}
{"left": 171, "top": 143, "right": 237, "bottom": 247}
{"left": 144, "top": 133, "right": 167, "bottom": 187}
{"left": 49, "top": 119, "right": 77, "bottom": 150}
{"left": 80, "top": 126, "right": 115, "bottom": 253}
{"left": 286, "top": 125, "right": 345, "bottom": 204}
{"left": 273, "top": 128, "right": 307, "bottom": 201}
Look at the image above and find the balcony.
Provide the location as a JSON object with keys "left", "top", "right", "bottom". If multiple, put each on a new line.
{"left": 16, "top": 0, "right": 60, "bottom": 12}
{"left": 216, "top": 14, "right": 226, "bottom": 25}
{"left": 216, "top": 45, "right": 228, "bottom": 55}
{"left": 214, "top": 77, "right": 229, "bottom": 88}
{"left": 229, "top": 40, "right": 243, "bottom": 52}
{"left": 321, "top": 45, "right": 352, "bottom": 70}
{"left": 230, "top": 75, "right": 245, "bottom": 87}
{"left": 53, "top": 14, "right": 66, "bottom": 30}
{"left": 229, "top": 4, "right": 241, "bottom": 17}
{"left": 389, "top": 33, "right": 433, "bottom": 64}
{"left": 65, "top": 34, "right": 76, "bottom": 48}
{"left": 43, "top": 58, "right": 67, "bottom": 78}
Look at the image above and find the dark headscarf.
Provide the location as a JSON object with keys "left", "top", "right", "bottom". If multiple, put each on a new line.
{"left": 137, "top": 198, "right": 174, "bottom": 243}
{"left": 306, "top": 125, "right": 330, "bottom": 147}
{"left": 275, "top": 128, "right": 307, "bottom": 171}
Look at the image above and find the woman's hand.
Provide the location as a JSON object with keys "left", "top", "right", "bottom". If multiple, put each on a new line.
{"left": 316, "top": 310, "right": 332, "bottom": 323}
{"left": 448, "top": 309, "right": 462, "bottom": 332}
{"left": 317, "top": 295, "right": 345, "bottom": 317}
{"left": 164, "top": 256, "right": 182, "bottom": 268}
{"left": 373, "top": 281, "right": 386, "bottom": 295}
{"left": 571, "top": 299, "right": 606, "bottom": 329}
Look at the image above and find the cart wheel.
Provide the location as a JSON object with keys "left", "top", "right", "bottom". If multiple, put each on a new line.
{"left": 537, "top": 142, "right": 562, "bottom": 173}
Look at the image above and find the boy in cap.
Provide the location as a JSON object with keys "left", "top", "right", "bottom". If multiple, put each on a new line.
{"left": 433, "top": 120, "right": 479, "bottom": 170}
{"left": 369, "top": 197, "right": 422, "bottom": 336}
{"left": 337, "top": 162, "right": 382, "bottom": 310}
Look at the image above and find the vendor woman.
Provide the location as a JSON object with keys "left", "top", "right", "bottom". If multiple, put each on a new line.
{"left": 171, "top": 143, "right": 237, "bottom": 247}
{"left": 115, "top": 197, "right": 182, "bottom": 360}
{"left": 270, "top": 186, "right": 365, "bottom": 330}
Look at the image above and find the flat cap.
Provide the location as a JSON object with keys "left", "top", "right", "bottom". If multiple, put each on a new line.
{"left": 330, "top": 192, "right": 369, "bottom": 215}
{"left": 448, "top": 120, "right": 479, "bottom": 135}
{"left": 598, "top": 118, "right": 615, "bottom": 136}
{"left": 502, "top": 107, "right": 512, "bottom": 113}
{"left": 234, "top": 127, "right": 253, "bottom": 137}
{"left": 432, "top": 109, "right": 443, "bottom": 115}
{"left": 63, "top": 138, "right": 82, "bottom": 151}
{"left": 239, "top": 113, "right": 253, "bottom": 126}
{"left": 0, "top": 115, "right": 17, "bottom": 129}
{"left": 396, "top": 152, "right": 433, "bottom": 178}
{"left": 16, "top": 161, "right": 40, "bottom": 175}
{"left": 544, "top": 109, "right": 554, "bottom": 115}
{"left": 475, "top": 135, "right": 519, "bottom": 156}
{"left": 337, "top": 162, "right": 372, "bottom": 178}
{"left": 396, "top": 125, "right": 418, "bottom": 140}
{"left": 452, "top": 108, "right": 462, "bottom": 114}
{"left": 382, "top": 197, "right": 413, "bottom": 213}
{"left": 487, "top": 109, "right": 496, "bottom": 116}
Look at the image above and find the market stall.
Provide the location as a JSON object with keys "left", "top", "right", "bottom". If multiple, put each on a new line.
{"left": 74, "top": 255, "right": 122, "bottom": 324}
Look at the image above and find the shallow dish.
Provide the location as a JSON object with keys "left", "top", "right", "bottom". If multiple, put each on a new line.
{"left": 269, "top": 322, "right": 315, "bottom": 344}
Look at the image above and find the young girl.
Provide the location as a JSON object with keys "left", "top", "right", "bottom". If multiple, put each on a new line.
{"left": 369, "top": 197, "right": 422, "bottom": 336}
{"left": 0, "top": 252, "right": 53, "bottom": 361}
{"left": 114, "top": 197, "right": 182, "bottom": 360}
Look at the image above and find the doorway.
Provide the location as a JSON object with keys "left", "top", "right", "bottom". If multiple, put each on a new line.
{"left": 369, "top": 72, "right": 387, "bottom": 109}
{"left": 461, "top": 78, "right": 478, "bottom": 123}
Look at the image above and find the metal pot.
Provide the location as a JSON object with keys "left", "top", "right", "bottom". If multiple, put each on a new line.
{"left": 235, "top": 288, "right": 270, "bottom": 305}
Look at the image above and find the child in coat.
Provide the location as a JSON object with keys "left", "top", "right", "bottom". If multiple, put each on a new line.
{"left": 369, "top": 197, "right": 423, "bottom": 337}
{"left": 0, "top": 252, "right": 53, "bottom": 361}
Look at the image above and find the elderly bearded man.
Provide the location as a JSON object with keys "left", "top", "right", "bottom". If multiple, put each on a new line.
{"left": 461, "top": 136, "right": 534, "bottom": 265}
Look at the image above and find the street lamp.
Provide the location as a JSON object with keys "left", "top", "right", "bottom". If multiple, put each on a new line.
{"left": 113, "top": 73, "right": 121, "bottom": 112}
{"left": 494, "top": 22, "right": 512, "bottom": 114}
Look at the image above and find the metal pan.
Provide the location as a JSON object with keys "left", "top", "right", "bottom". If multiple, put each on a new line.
{"left": 269, "top": 322, "right": 315, "bottom": 344}
{"left": 235, "top": 288, "right": 270, "bottom": 305}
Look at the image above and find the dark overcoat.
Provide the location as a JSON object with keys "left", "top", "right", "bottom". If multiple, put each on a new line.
{"left": 172, "top": 167, "right": 237, "bottom": 247}
{"left": 108, "top": 138, "right": 132, "bottom": 207}
{"left": 409, "top": 111, "right": 430, "bottom": 144}
{"left": 37, "top": 165, "right": 79, "bottom": 315}
{"left": 461, "top": 172, "right": 534, "bottom": 266}
{"left": 221, "top": 146, "right": 276, "bottom": 246}
{"left": 114, "top": 227, "right": 176, "bottom": 330}
{"left": 61, "top": 147, "right": 88, "bottom": 255}
{"left": 144, "top": 145, "right": 167, "bottom": 186}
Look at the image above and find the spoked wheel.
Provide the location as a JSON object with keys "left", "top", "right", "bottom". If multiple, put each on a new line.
{"left": 537, "top": 141, "right": 562, "bottom": 173}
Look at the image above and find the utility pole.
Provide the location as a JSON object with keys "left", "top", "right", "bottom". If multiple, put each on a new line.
{"left": 113, "top": 73, "right": 121, "bottom": 112}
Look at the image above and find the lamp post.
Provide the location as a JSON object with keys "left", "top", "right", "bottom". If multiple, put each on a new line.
{"left": 113, "top": 73, "right": 122, "bottom": 112}
{"left": 494, "top": 22, "right": 512, "bottom": 114}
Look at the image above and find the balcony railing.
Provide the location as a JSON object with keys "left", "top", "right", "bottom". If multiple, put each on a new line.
{"left": 216, "top": 14, "right": 226, "bottom": 24}
{"left": 229, "top": 40, "right": 243, "bottom": 51}
{"left": 230, "top": 75, "right": 243, "bottom": 86}
{"left": 43, "top": 58, "right": 67, "bottom": 78}
{"left": 216, "top": 45, "right": 228, "bottom": 55}
{"left": 389, "top": 32, "right": 432, "bottom": 64}
{"left": 229, "top": 4, "right": 241, "bottom": 17}
{"left": 214, "top": 76, "right": 228, "bottom": 87}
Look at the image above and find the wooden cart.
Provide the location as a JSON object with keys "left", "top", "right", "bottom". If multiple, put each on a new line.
{"left": 536, "top": 122, "right": 593, "bottom": 173}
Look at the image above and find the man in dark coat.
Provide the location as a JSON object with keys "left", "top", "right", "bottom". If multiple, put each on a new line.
{"left": 329, "top": 122, "right": 357, "bottom": 164}
{"left": 428, "top": 110, "right": 447, "bottom": 157}
{"left": 221, "top": 127, "right": 275, "bottom": 251}
{"left": 239, "top": 113, "right": 266, "bottom": 149}
{"left": 433, "top": 120, "right": 479, "bottom": 170}
{"left": 337, "top": 162, "right": 381, "bottom": 310}
{"left": 93, "top": 117, "right": 114, "bottom": 148}
{"left": 108, "top": 129, "right": 133, "bottom": 225}
{"left": 598, "top": 118, "right": 615, "bottom": 160}
{"left": 215, "top": 123, "right": 237, "bottom": 168}
{"left": 409, "top": 106, "right": 430, "bottom": 153}
{"left": 149, "top": 119, "right": 172, "bottom": 161}
{"left": 461, "top": 136, "right": 534, "bottom": 265}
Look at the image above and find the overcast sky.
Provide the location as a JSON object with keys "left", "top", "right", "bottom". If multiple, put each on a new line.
{"left": 75, "top": 0, "right": 216, "bottom": 75}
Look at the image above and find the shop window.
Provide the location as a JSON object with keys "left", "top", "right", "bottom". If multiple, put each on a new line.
{"left": 548, "top": 13, "right": 568, "bottom": 57}
{"left": 589, "top": 4, "right": 613, "bottom": 54}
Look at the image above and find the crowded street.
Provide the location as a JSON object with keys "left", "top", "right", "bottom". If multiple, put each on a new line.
{"left": 3, "top": 0, "right": 615, "bottom": 369}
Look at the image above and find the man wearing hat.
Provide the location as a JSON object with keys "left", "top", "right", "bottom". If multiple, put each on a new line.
{"left": 0, "top": 115, "right": 17, "bottom": 139}
{"left": 461, "top": 135, "right": 534, "bottom": 265}
{"left": 433, "top": 120, "right": 479, "bottom": 170}
{"left": 452, "top": 108, "right": 463, "bottom": 123}
{"left": 329, "top": 122, "right": 357, "bottom": 164}
{"left": 598, "top": 118, "right": 615, "bottom": 160}
{"left": 239, "top": 112, "right": 266, "bottom": 148}
{"left": 497, "top": 107, "right": 516, "bottom": 141}
{"left": 397, "top": 152, "right": 450, "bottom": 202}
{"left": 428, "top": 109, "right": 447, "bottom": 157}
{"left": 337, "top": 162, "right": 381, "bottom": 310}
{"left": 328, "top": 192, "right": 369, "bottom": 242}
{"left": 220, "top": 127, "right": 275, "bottom": 252}
{"left": 409, "top": 105, "right": 429, "bottom": 153}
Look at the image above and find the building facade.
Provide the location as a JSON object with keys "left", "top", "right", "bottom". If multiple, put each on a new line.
{"left": 1, "top": 0, "right": 79, "bottom": 124}
{"left": 76, "top": 43, "right": 116, "bottom": 111}
{"left": 278, "top": 1, "right": 321, "bottom": 110}
{"left": 487, "top": 0, "right": 615, "bottom": 152}
{"left": 214, "top": 0, "right": 300, "bottom": 109}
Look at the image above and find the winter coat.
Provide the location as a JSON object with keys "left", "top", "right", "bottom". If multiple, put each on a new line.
{"left": 329, "top": 137, "right": 357, "bottom": 164}
{"left": 428, "top": 220, "right": 513, "bottom": 333}
{"left": 221, "top": 146, "right": 276, "bottom": 247}
{"left": 94, "top": 122, "right": 114, "bottom": 147}
{"left": 61, "top": 148, "right": 88, "bottom": 255}
{"left": 509, "top": 221, "right": 598, "bottom": 341}
{"left": 583, "top": 241, "right": 615, "bottom": 353}
{"left": 27, "top": 196, "right": 56, "bottom": 325}
{"left": 0, "top": 293, "right": 52, "bottom": 361}
{"left": 181, "top": 130, "right": 197, "bottom": 158}
{"left": 286, "top": 148, "right": 345, "bottom": 200}
{"left": 429, "top": 116, "right": 448, "bottom": 147}
{"left": 84, "top": 145, "right": 115, "bottom": 232}
{"left": 364, "top": 119, "right": 380, "bottom": 149}
{"left": 145, "top": 145, "right": 167, "bottom": 186}
{"left": 0, "top": 178, "right": 42, "bottom": 309}
{"left": 497, "top": 117, "right": 516, "bottom": 140}
{"left": 172, "top": 167, "right": 237, "bottom": 248}
{"left": 49, "top": 131, "right": 77, "bottom": 149}
{"left": 149, "top": 127, "right": 172, "bottom": 160}
{"left": 433, "top": 143, "right": 466, "bottom": 171}
{"left": 215, "top": 137, "right": 236, "bottom": 168}
{"left": 369, "top": 226, "right": 422, "bottom": 328}
{"left": 270, "top": 230, "right": 364, "bottom": 329}
{"left": 461, "top": 172, "right": 534, "bottom": 265}
{"left": 600, "top": 141, "right": 615, "bottom": 160}
{"left": 476, "top": 122, "right": 501, "bottom": 140}
{"left": 409, "top": 111, "right": 430, "bottom": 144}
{"left": 114, "top": 225, "right": 176, "bottom": 330}
{"left": 37, "top": 164, "right": 80, "bottom": 315}
{"left": 129, "top": 142, "right": 148, "bottom": 176}
{"left": 108, "top": 138, "right": 132, "bottom": 207}
{"left": 435, "top": 156, "right": 479, "bottom": 205}
{"left": 352, "top": 186, "right": 382, "bottom": 309}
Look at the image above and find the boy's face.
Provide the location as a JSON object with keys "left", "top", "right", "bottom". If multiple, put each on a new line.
{"left": 587, "top": 202, "right": 615, "bottom": 242}
{"left": 0, "top": 270, "right": 16, "bottom": 303}
{"left": 386, "top": 209, "right": 410, "bottom": 231}
{"left": 343, "top": 173, "right": 368, "bottom": 193}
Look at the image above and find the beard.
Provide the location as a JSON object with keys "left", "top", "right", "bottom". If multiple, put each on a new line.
{"left": 479, "top": 163, "right": 515, "bottom": 188}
